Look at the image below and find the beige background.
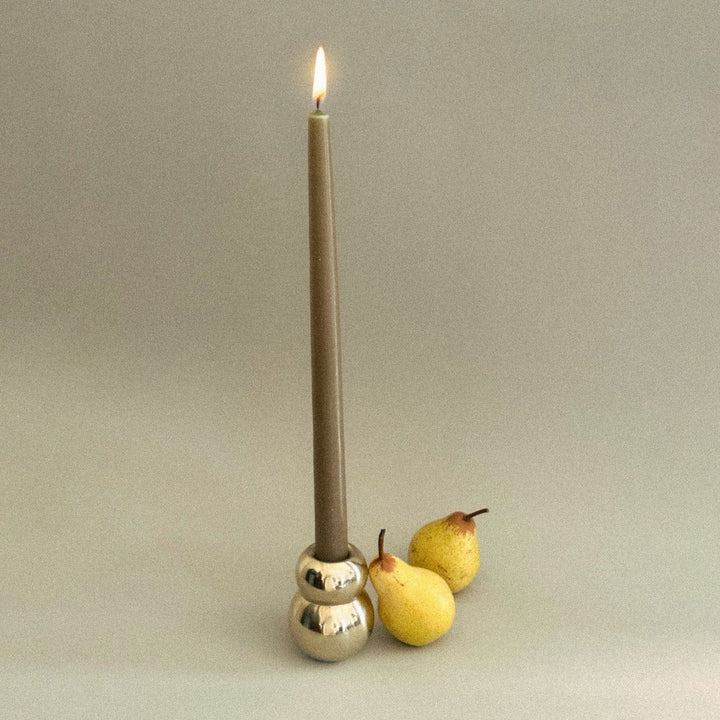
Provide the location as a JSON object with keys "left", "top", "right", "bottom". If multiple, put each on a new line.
{"left": 2, "top": 1, "right": 719, "bottom": 718}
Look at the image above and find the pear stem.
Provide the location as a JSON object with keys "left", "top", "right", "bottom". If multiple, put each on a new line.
{"left": 377, "top": 528, "right": 386, "bottom": 559}
{"left": 463, "top": 508, "right": 489, "bottom": 521}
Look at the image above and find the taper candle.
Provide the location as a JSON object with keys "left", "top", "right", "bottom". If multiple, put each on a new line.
{"left": 308, "top": 47, "right": 348, "bottom": 563}
{"left": 289, "top": 47, "right": 372, "bottom": 662}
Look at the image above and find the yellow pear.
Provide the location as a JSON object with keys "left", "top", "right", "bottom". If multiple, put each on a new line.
{"left": 368, "top": 529, "right": 455, "bottom": 646}
{"left": 408, "top": 509, "right": 489, "bottom": 593}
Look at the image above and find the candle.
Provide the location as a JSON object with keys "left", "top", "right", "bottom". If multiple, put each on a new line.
{"left": 308, "top": 47, "right": 348, "bottom": 563}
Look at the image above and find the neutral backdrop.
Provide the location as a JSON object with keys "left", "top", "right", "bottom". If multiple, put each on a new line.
{"left": 2, "top": 1, "right": 719, "bottom": 718}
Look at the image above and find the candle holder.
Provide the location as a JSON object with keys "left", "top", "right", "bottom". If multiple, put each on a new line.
{"left": 289, "top": 543, "right": 374, "bottom": 662}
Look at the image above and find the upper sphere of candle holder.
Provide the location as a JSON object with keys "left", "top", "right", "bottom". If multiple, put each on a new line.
{"left": 289, "top": 543, "right": 374, "bottom": 662}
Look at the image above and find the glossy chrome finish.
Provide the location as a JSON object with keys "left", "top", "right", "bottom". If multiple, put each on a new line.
{"left": 289, "top": 543, "right": 374, "bottom": 662}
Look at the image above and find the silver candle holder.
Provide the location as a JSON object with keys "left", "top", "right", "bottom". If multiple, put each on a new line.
{"left": 289, "top": 543, "right": 374, "bottom": 662}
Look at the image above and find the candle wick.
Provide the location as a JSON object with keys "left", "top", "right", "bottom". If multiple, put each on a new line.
{"left": 316, "top": 98, "right": 320, "bottom": 111}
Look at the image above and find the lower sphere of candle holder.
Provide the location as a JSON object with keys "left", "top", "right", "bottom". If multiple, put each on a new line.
{"left": 289, "top": 543, "right": 374, "bottom": 662}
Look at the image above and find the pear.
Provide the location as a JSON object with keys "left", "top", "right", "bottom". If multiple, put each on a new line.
{"left": 368, "top": 529, "right": 455, "bottom": 646}
{"left": 408, "top": 509, "right": 489, "bottom": 593}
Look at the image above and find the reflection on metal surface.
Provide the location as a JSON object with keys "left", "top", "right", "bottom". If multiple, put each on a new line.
{"left": 289, "top": 543, "right": 374, "bottom": 662}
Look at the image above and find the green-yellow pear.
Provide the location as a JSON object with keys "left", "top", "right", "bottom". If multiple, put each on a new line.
{"left": 408, "top": 509, "right": 489, "bottom": 593}
{"left": 368, "top": 529, "right": 455, "bottom": 646}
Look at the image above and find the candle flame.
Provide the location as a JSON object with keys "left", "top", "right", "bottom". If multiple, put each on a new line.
{"left": 312, "top": 46, "right": 326, "bottom": 106}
